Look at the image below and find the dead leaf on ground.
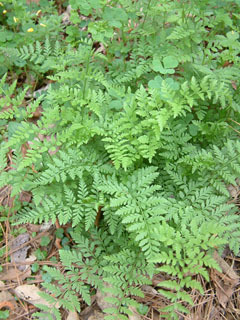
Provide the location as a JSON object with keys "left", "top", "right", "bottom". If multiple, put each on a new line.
{"left": 14, "top": 284, "right": 60, "bottom": 308}
{"left": 26, "top": 84, "right": 50, "bottom": 99}
{"left": 0, "top": 290, "right": 17, "bottom": 306}
{"left": 128, "top": 306, "right": 142, "bottom": 320}
{"left": 0, "top": 265, "right": 31, "bottom": 281}
{"left": 227, "top": 184, "right": 239, "bottom": 199}
{"left": 88, "top": 310, "right": 105, "bottom": 320}
{"left": 32, "top": 105, "right": 43, "bottom": 118}
{"left": 142, "top": 285, "right": 158, "bottom": 295}
{"left": 40, "top": 221, "right": 54, "bottom": 232}
{"left": 231, "top": 80, "right": 237, "bottom": 90}
{"left": 67, "top": 310, "right": 80, "bottom": 320}
{"left": 62, "top": 5, "right": 72, "bottom": 25}
{"left": 96, "top": 282, "right": 116, "bottom": 312}
{"left": 0, "top": 185, "right": 13, "bottom": 206}
{"left": 79, "top": 297, "right": 97, "bottom": 320}
{"left": 10, "top": 233, "right": 30, "bottom": 271}
{"left": 19, "top": 191, "right": 32, "bottom": 203}
{"left": 0, "top": 290, "right": 18, "bottom": 319}
{"left": 27, "top": 223, "right": 42, "bottom": 233}
{"left": 211, "top": 251, "right": 239, "bottom": 308}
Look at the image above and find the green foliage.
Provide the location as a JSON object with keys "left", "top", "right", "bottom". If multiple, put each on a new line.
{"left": 0, "top": 310, "right": 9, "bottom": 319}
{"left": 1, "top": 0, "right": 240, "bottom": 319}
{"left": 0, "top": 0, "right": 62, "bottom": 75}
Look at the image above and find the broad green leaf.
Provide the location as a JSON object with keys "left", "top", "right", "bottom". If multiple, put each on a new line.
{"left": 163, "top": 56, "right": 179, "bottom": 69}
{"left": 148, "top": 76, "right": 163, "bottom": 89}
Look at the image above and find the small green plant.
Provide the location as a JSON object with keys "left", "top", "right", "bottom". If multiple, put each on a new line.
{"left": 0, "top": 0, "right": 62, "bottom": 76}
{"left": 40, "top": 236, "right": 51, "bottom": 247}
{"left": 0, "top": 0, "right": 240, "bottom": 319}
{"left": 0, "top": 310, "right": 10, "bottom": 319}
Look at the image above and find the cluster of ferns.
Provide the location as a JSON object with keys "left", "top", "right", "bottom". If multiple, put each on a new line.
{"left": 1, "top": 0, "right": 240, "bottom": 319}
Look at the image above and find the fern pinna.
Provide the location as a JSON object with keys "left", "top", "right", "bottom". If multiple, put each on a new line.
{"left": 1, "top": 0, "right": 240, "bottom": 319}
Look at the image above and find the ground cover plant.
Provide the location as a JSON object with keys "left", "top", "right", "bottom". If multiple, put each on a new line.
{"left": 0, "top": 0, "right": 240, "bottom": 319}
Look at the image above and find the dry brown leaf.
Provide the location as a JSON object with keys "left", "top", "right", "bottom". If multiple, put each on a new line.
{"left": 32, "top": 105, "right": 43, "bottom": 118}
{"left": 128, "top": 306, "right": 142, "bottom": 320}
{"left": 211, "top": 251, "right": 239, "bottom": 308}
{"left": 40, "top": 221, "right": 54, "bottom": 232}
{"left": 0, "top": 291, "right": 17, "bottom": 306}
{"left": 79, "top": 297, "right": 97, "bottom": 320}
{"left": 0, "top": 265, "right": 31, "bottom": 281}
{"left": 62, "top": 5, "right": 72, "bottom": 25}
{"left": 14, "top": 284, "right": 60, "bottom": 308}
{"left": 0, "top": 290, "right": 18, "bottom": 319}
{"left": 231, "top": 80, "right": 237, "bottom": 90}
{"left": 10, "top": 233, "right": 30, "bottom": 271}
{"left": 142, "top": 285, "right": 158, "bottom": 295}
{"left": 0, "top": 185, "right": 12, "bottom": 206}
{"left": 213, "top": 251, "right": 239, "bottom": 281}
{"left": 88, "top": 310, "right": 105, "bottom": 320}
{"left": 227, "top": 184, "right": 239, "bottom": 199}
{"left": 27, "top": 223, "right": 42, "bottom": 233}
{"left": 96, "top": 283, "right": 116, "bottom": 312}
{"left": 19, "top": 191, "right": 32, "bottom": 203}
{"left": 67, "top": 311, "right": 80, "bottom": 320}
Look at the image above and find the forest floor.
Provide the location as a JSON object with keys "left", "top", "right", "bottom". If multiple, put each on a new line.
{"left": 1, "top": 0, "right": 240, "bottom": 319}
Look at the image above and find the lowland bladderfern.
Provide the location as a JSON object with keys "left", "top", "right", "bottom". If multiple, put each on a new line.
{"left": 1, "top": 0, "right": 240, "bottom": 319}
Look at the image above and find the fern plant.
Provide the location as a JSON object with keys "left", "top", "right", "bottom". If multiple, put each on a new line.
{"left": 1, "top": 0, "right": 240, "bottom": 319}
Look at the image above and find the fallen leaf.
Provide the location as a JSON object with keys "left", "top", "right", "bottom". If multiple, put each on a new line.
{"left": 27, "top": 224, "right": 42, "bottom": 233}
{"left": 0, "top": 265, "right": 31, "bottom": 281}
{"left": 213, "top": 251, "right": 239, "bottom": 281}
{"left": 40, "top": 221, "right": 54, "bottom": 232}
{"left": 211, "top": 251, "right": 239, "bottom": 308}
{"left": 62, "top": 5, "right": 72, "bottom": 25}
{"left": 227, "top": 184, "right": 239, "bottom": 199}
{"left": 26, "top": 84, "right": 50, "bottom": 99}
{"left": 26, "top": 254, "right": 37, "bottom": 263}
{"left": 14, "top": 284, "right": 60, "bottom": 308}
{"left": 0, "top": 185, "right": 12, "bottom": 206}
{"left": 79, "top": 297, "right": 97, "bottom": 320}
{"left": 142, "top": 285, "right": 158, "bottom": 295}
{"left": 10, "top": 233, "right": 30, "bottom": 271}
{"left": 231, "top": 80, "right": 237, "bottom": 90}
{"left": 95, "top": 43, "right": 106, "bottom": 54}
{"left": 0, "top": 291, "right": 16, "bottom": 305}
{"left": 0, "top": 300, "right": 15, "bottom": 309}
{"left": 32, "top": 105, "right": 43, "bottom": 118}
{"left": 88, "top": 310, "right": 105, "bottom": 320}
{"left": 19, "top": 191, "right": 32, "bottom": 203}
{"left": 0, "top": 290, "right": 18, "bottom": 318}
{"left": 67, "top": 311, "right": 80, "bottom": 320}
{"left": 96, "top": 283, "right": 115, "bottom": 312}
{"left": 128, "top": 306, "right": 141, "bottom": 320}
{"left": 1, "top": 254, "right": 36, "bottom": 281}
{"left": 21, "top": 142, "right": 30, "bottom": 159}
{"left": 223, "top": 61, "right": 232, "bottom": 68}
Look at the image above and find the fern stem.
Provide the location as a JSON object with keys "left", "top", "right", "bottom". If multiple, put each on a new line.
{"left": 82, "top": 52, "right": 91, "bottom": 100}
{"left": 142, "top": 0, "right": 152, "bottom": 29}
